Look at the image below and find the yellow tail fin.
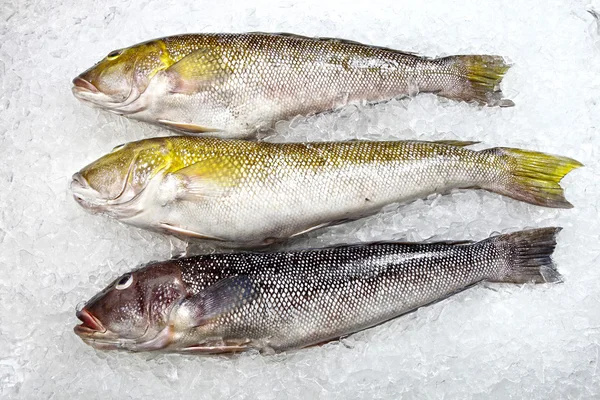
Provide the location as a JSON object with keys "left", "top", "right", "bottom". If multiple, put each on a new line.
{"left": 448, "top": 55, "right": 514, "bottom": 107}
{"left": 483, "top": 148, "right": 583, "bottom": 208}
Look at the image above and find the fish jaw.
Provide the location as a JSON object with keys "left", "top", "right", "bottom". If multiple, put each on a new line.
{"left": 70, "top": 172, "right": 111, "bottom": 214}
{"left": 70, "top": 169, "right": 169, "bottom": 221}
{"left": 71, "top": 75, "right": 147, "bottom": 115}
{"left": 71, "top": 81, "right": 119, "bottom": 110}
{"left": 74, "top": 307, "right": 125, "bottom": 350}
{"left": 75, "top": 308, "right": 106, "bottom": 334}
{"left": 72, "top": 77, "right": 99, "bottom": 94}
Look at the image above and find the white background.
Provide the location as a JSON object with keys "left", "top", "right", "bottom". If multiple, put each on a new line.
{"left": 1, "top": 0, "right": 599, "bottom": 398}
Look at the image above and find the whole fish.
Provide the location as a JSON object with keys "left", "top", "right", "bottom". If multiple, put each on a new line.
{"left": 74, "top": 228, "right": 561, "bottom": 354}
{"left": 72, "top": 33, "right": 513, "bottom": 138}
{"left": 70, "top": 137, "right": 580, "bottom": 246}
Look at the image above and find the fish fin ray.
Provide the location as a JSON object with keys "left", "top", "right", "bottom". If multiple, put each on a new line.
{"left": 164, "top": 48, "right": 230, "bottom": 94}
{"left": 484, "top": 228, "right": 562, "bottom": 284}
{"left": 481, "top": 147, "right": 582, "bottom": 208}
{"left": 430, "top": 140, "right": 479, "bottom": 147}
{"left": 288, "top": 221, "right": 348, "bottom": 238}
{"left": 173, "top": 275, "right": 256, "bottom": 328}
{"left": 170, "top": 161, "right": 235, "bottom": 199}
{"left": 157, "top": 119, "right": 220, "bottom": 133}
{"left": 177, "top": 345, "right": 249, "bottom": 354}
{"left": 159, "top": 222, "right": 226, "bottom": 241}
{"left": 441, "top": 55, "right": 514, "bottom": 106}
{"left": 177, "top": 338, "right": 252, "bottom": 354}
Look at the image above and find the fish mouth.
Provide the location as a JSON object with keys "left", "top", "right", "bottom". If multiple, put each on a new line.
{"left": 74, "top": 308, "right": 107, "bottom": 335}
{"left": 72, "top": 77, "right": 99, "bottom": 94}
{"left": 71, "top": 74, "right": 145, "bottom": 115}
{"left": 70, "top": 172, "right": 105, "bottom": 212}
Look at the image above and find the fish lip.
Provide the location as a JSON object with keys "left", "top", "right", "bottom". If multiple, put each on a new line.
{"left": 72, "top": 77, "right": 99, "bottom": 94}
{"left": 70, "top": 172, "right": 88, "bottom": 191}
{"left": 69, "top": 172, "right": 123, "bottom": 209}
{"left": 75, "top": 308, "right": 107, "bottom": 335}
{"left": 70, "top": 173, "right": 104, "bottom": 212}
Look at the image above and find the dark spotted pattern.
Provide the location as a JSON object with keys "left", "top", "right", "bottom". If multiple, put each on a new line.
{"left": 176, "top": 239, "right": 507, "bottom": 351}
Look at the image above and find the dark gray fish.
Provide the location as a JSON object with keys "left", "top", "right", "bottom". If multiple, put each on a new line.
{"left": 74, "top": 228, "right": 561, "bottom": 354}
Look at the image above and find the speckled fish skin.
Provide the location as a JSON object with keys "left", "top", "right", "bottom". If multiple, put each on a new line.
{"left": 73, "top": 228, "right": 561, "bottom": 353}
{"left": 71, "top": 137, "right": 581, "bottom": 246}
{"left": 72, "top": 33, "right": 513, "bottom": 138}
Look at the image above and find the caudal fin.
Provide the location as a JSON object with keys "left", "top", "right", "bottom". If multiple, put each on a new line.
{"left": 444, "top": 55, "right": 514, "bottom": 107}
{"left": 482, "top": 147, "right": 582, "bottom": 208}
{"left": 486, "top": 228, "right": 562, "bottom": 284}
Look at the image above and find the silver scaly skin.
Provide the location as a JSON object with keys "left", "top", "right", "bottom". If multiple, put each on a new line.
{"left": 74, "top": 228, "right": 562, "bottom": 354}
{"left": 71, "top": 137, "right": 581, "bottom": 246}
{"left": 72, "top": 33, "right": 513, "bottom": 138}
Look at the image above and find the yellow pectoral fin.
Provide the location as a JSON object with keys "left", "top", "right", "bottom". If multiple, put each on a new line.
{"left": 170, "top": 161, "right": 236, "bottom": 200}
{"left": 164, "top": 48, "right": 231, "bottom": 95}
{"left": 157, "top": 119, "right": 221, "bottom": 133}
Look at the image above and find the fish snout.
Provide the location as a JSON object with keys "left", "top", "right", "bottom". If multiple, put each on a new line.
{"left": 70, "top": 172, "right": 90, "bottom": 202}
{"left": 71, "top": 172, "right": 88, "bottom": 190}
{"left": 70, "top": 172, "right": 100, "bottom": 209}
{"left": 72, "top": 76, "right": 99, "bottom": 94}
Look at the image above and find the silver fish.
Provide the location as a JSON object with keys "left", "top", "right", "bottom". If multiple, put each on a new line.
{"left": 72, "top": 33, "right": 513, "bottom": 138}
{"left": 74, "top": 228, "right": 561, "bottom": 354}
{"left": 70, "top": 137, "right": 581, "bottom": 246}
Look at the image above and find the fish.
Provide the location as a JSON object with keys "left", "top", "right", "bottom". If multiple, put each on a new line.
{"left": 72, "top": 33, "right": 513, "bottom": 138}
{"left": 70, "top": 136, "right": 581, "bottom": 246}
{"left": 74, "top": 227, "right": 562, "bottom": 354}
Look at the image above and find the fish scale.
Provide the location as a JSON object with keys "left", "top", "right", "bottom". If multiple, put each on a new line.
{"left": 74, "top": 229, "right": 561, "bottom": 353}
{"left": 159, "top": 34, "right": 501, "bottom": 135}
{"left": 72, "top": 137, "right": 581, "bottom": 244}
{"left": 161, "top": 228, "right": 556, "bottom": 351}
{"left": 73, "top": 33, "right": 513, "bottom": 137}
{"left": 173, "top": 241, "right": 500, "bottom": 351}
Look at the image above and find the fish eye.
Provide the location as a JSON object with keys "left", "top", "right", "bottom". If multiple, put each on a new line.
{"left": 106, "top": 49, "right": 123, "bottom": 60}
{"left": 115, "top": 274, "right": 133, "bottom": 290}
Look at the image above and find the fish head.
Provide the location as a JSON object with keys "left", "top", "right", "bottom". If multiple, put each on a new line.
{"left": 71, "top": 139, "right": 175, "bottom": 218}
{"left": 74, "top": 262, "right": 187, "bottom": 351}
{"left": 72, "top": 39, "right": 172, "bottom": 112}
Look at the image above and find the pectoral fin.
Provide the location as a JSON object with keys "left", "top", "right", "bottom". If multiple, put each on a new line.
{"left": 159, "top": 222, "right": 226, "bottom": 241}
{"left": 171, "top": 275, "right": 256, "bottom": 328}
{"left": 164, "top": 48, "right": 231, "bottom": 95}
{"left": 170, "top": 161, "right": 235, "bottom": 200}
{"left": 157, "top": 119, "right": 220, "bottom": 134}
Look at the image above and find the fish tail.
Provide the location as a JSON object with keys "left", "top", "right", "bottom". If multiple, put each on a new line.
{"left": 481, "top": 147, "right": 583, "bottom": 208}
{"left": 442, "top": 55, "right": 514, "bottom": 107}
{"left": 484, "top": 228, "right": 562, "bottom": 284}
